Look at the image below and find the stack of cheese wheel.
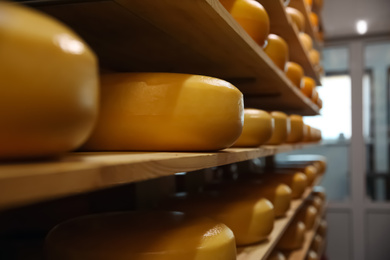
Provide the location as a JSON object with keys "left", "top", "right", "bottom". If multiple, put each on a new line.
{"left": 219, "top": 0, "right": 270, "bottom": 47}
{"left": 205, "top": 180, "right": 292, "bottom": 218}
{"left": 232, "top": 109, "right": 273, "bottom": 147}
{"left": 262, "top": 172, "right": 308, "bottom": 199}
{"left": 276, "top": 220, "right": 306, "bottom": 250}
{"left": 45, "top": 211, "right": 237, "bottom": 259}
{"left": 266, "top": 111, "right": 289, "bottom": 145}
{"left": 0, "top": 2, "right": 99, "bottom": 160}
{"left": 82, "top": 73, "right": 244, "bottom": 151}
{"left": 158, "top": 191, "right": 274, "bottom": 246}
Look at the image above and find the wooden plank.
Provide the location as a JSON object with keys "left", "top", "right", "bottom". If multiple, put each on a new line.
{"left": 257, "top": 0, "right": 321, "bottom": 85}
{"left": 0, "top": 144, "right": 318, "bottom": 211}
{"left": 236, "top": 177, "right": 322, "bottom": 260}
{"left": 23, "top": 0, "right": 318, "bottom": 114}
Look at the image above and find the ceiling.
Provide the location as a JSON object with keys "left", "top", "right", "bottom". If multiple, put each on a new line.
{"left": 322, "top": 0, "right": 390, "bottom": 39}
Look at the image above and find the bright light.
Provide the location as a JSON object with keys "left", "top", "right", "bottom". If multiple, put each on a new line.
{"left": 356, "top": 20, "right": 368, "bottom": 35}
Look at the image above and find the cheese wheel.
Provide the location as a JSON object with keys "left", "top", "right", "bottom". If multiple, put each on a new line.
{"left": 0, "top": 2, "right": 99, "bottom": 160}
{"left": 233, "top": 109, "right": 273, "bottom": 147}
{"left": 160, "top": 192, "right": 274, "bottom": 246}
{"left": 309, "top": 49, "right": 321, "bottom": 66}
{"left": 308, "top": 195, "right": 323, "bottom": 212}
{"left": 286, "top": 7, "right": 305, "bottom": 32}
{"left": 224, "top": 181, "right": 292, "bottom": 218}
{"left": 303, "top": 124, "right": 312, "bottom": 142}
{"left": 297, "top": 205, "right": 318, "bottom": 230}
{"left": 299, "top": 33, "right": 313, "bottom": 52}
{"left": 285, "top": 62, "right": 304, "bottom": 88}
{"left": 306, "top": 250, "right": 319, "bottom": 260}
{"left": 304, "top": 165, "right": 318, "bottom": 185}
{"left": 318, "top": 220, "right": 327, "bottom": 237}
{"left": 311, "top": 89, "right": 319, "bottom": 104}
{"left": 304, "top": 0, "right": 313, "bottom": 9}
{"left": 311, "top": 235, "right": 323, "bottom": 253}
{"left": 82, "top": 73, "right": 243, "bottom": 151}
{"left": 266, "top": 111, "right": 289, "bottom": 145}
{"left": 277, "top": 221, "right": 306, "bottom": 250}
{"left": 309, "top": 12, "right": 319, "bottom": 31}
{"left": 264, "top": 34, "right": 289, "bottom": 70}
{"left": 268, "top": 251, "right": 286, "bottom": 260}
{"left": 286, "top": 115, "right": 304, "bottom": 143}
{"left": 220, "top": 0, "right": 270, "bottom": 47}
{"left": 45, "top": 211, "right": 237, "bottom": 260}
{"left": 264, "top": 172, "right": 308, "bottom": 199}
{"left": 301, "top": 77, "right": 316, "bottom": 98}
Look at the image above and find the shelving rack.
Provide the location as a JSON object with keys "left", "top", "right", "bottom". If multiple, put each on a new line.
{"left": 4, "top": 0, "right": 326, "bottom": 259}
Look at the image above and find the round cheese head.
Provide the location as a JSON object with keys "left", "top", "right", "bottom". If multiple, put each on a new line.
{"left": 264, "top": 34, "right": 289, "bottom": 70}
{"left": 266, "top": 111, "right": 289, "bottom": 145}
{"left": 287, "top": 115, "right": 304, "bottom": 143}
{"left": 45, "top": 211, "right": 237, "bottom": 260}
{"left": 82, "top": 73, "right": 244, "bottom": 151}
{"left": 277, "top": 221, "right": 306, "bottom": 250}
{"left": 233, "top": 109, "right": 273, "bottom": 147}
{"left": 0, "top": 2, "right": 99, "bottom": 160}
{"left": 285, "top": 62, "right": 304, "bottom": 88}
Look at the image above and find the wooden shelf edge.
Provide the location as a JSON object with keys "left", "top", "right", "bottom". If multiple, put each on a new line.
{"left": 0, "top": 143, "right": 320, "bottom": 211}
{"left": 236, "top": 177, "right": 322, "bottom": 260}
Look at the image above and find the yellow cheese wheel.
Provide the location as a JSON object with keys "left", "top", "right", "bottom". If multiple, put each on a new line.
{"left": 304, "top": 0, "right": 313, "bottom": 9}
{"left": 233, "top": 109, "right": 273, "bottom": 147}
{"left": 266, "top": 111, "right": 289, "bottom": 145}
{"left": 82, "top": 73, "right": 244, "bottom": 151}
{"left": 220, "top": 0, "right": 270, "bottom": 47}
{"left": 313, "top": 160, "right": 327, "bottom": 174}
{"left": 226, "top": 181, "right": 292, "bottom": 218}
{"left": 311, "top": 235, "right": 323, "bottom": 253}
{"left": 309, "top": 49, "right": 321, "bottom": 66}
{"left": 264, "top": 172, "right": 308, "bottom": 199}
{"left": 301, "top": 77, "right": 316, "bottom": 98}
{"left": 160, "top": 192, "right": 274, "bottom": 246}
{"left": 303, "top": 124, "right": 312, "bottom": 142}
{"left": 304, "top": 165, "right": 318, "bottom": 185}
{"left": 277, "top": 221, "right": 306, "bottom": 250}
{"left": 308, "top": 195, "right": 323, "bottom": 212}
{"left": 264, "top": 34, "right": 289, "bottom": 70}
{"left": 309, "top": 12, "right": 319, "bottom": 31}
{"left": 0, "top": 2, "right": 99, "bottom": 160}
{"left": 299, "top": 33, "right": 313, "bottom": 52}
{"left": 285, "top": 62, "right": 304, "bottom": 88}
{"left": 268, "top": 251, "right": 286, "bottom": 260}
{"left": 45, "top": 211, "right": 237, "bottom": 260}
{"left": 311, "top": 89, "right": 319, "bottom": 104}
{"left": 286, "top": 7, "right": 305, "bottom": 32}
{"left": 286, "top": 115, "right": 304, "bottom": 143}
{"left": 297, "top": 205, "right": 318, "bottom": 230}
{"left": 318, "top": 220, "right": 327, "bottom": 237}
{"left": 306, "top": 250, "right": 319, "bottom": 260}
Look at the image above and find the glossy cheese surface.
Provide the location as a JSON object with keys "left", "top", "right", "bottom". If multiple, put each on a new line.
{"left": 286, "top": 7, "right": 305, "bottom": 32}
{"left": 221, "top": 0, "right": 270, "bottom": 47}
{"left": 160, "top": 192, "right": 274, "bottom": 246}
{"left": 301, "top": 77, "right": 316, "bottom": 98}
{"left": 285, "top": 62, "right": 304, "bottom": 88}
{"left": 286, "top": 115, "right": 304, "bottom": 143}
{"left": 266, "top": 111, "right": 288, "bottom": 145}
{"left": 299, "top": 33, "right": 313, "bottom": 52}
{"left": 45, "top": 211, "right": 237, "bottom": 260}
{"left": 264, "top": 34, "right": 289, "bottom": 70}
{"left": 297, "top": 205, "right": 317, "bottom": 230}
{"left": 233, "top": 109, "right": 273, "bottom": 147}
{"left": 277, "top": 221, "right": 306, "bottom": 250}
{"left": 83, "top": 73, "right": 244, "bottom": 151}
{"left": 304, "top": 165, "right": 318, "bottom": 185}
{"left": 0, "top": 2, "right": 99, "bottom": 159}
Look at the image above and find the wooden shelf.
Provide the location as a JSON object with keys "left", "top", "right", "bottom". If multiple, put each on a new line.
{"left": 258, "top": 0, "right": 321, "bottom": 85}
{"left": 286, "top": 206, "right": 326, "bottom": 260}
{"left": 236, "top": 177, "right": 322, "bottom": 260}
{"left": 23, "top": 0, "right": 319, "bottom": 115}
{"left": 0, "top": 143, "right": 319, "bottom": 211}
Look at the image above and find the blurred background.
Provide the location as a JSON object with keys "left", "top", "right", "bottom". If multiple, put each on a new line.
{"left": 277, "top": 0, "right": 390, "bottom": 259}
